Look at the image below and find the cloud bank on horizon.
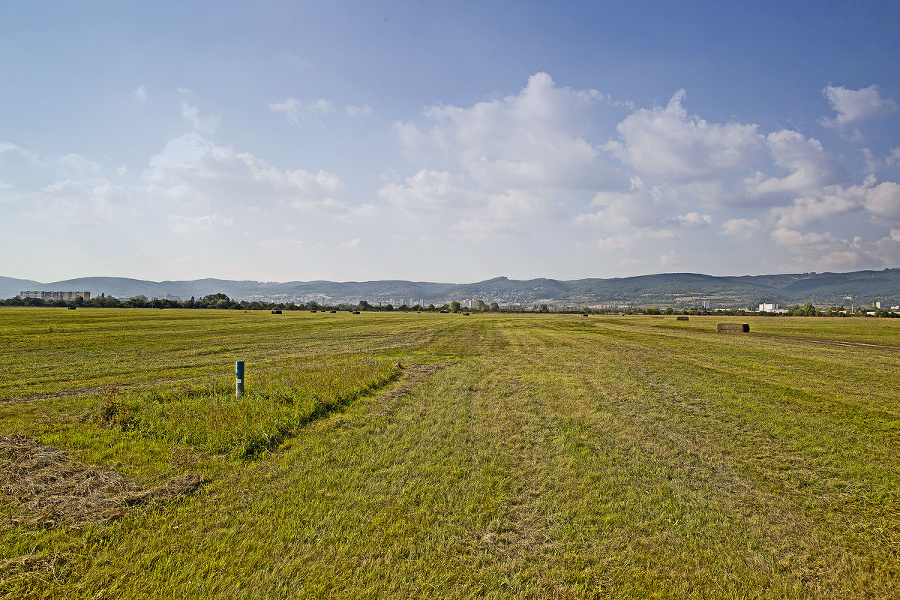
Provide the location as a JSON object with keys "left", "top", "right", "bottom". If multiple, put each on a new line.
{"left": 1, "top": 1, "right": 899, "bottom": 283}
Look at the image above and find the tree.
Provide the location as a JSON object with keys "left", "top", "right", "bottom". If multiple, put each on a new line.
{"left": 477, "top": 299, "right": 488, "bottom": 312}
{"left": 358, "top": 300, "right": 370, "bottom": 311}
{"left": 538, "top": 303, "right": 549, "bottom": 313}
{"left": 450, "top": 301, "right": 461, "bottom": 313}
{"left": 490, "top": 302, "right": 500, "bottom": 312}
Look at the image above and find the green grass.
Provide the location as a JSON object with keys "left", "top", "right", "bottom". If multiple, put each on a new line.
{"left": 1, "top": 309, "right": 899, "bottom": 598}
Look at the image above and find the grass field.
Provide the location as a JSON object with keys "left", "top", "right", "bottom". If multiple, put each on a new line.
{"left": 1, "top": 308, "right": 898, "bottom": 599}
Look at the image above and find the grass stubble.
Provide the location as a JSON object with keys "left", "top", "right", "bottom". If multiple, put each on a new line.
{"left": 0, "top": 308, "right": 898, "bottom": 598}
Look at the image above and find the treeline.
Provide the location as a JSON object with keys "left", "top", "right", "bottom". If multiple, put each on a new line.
{"left": 2, "top": 294, "right": 897, "bottom": 317}
{"left": 2, "top": 293, "right": 305, "bottom": 311}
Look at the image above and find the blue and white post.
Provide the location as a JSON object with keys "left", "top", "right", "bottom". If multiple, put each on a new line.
{"left": 235, "top": 360, "right": 245, "bottom": 399}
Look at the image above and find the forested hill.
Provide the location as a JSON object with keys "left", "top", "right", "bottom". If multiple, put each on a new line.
{"left": 3, "top": 269, "right": 899, "bottom": 308}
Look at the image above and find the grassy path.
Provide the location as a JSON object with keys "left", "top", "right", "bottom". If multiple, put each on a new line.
{"left": 1, "top": 311, "right": 898, "bottom": 598}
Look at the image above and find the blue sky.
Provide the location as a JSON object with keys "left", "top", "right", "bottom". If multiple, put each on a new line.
{"left": 2, "top": 1, "right": 899, "bottom": 283}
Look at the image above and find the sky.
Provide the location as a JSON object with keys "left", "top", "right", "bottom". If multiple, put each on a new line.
{"left": 2, "top": 1, "right": 900, "bottom": 284}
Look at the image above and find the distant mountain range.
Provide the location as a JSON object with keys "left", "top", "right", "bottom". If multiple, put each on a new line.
{"left": 3, "top": 269, "right": 900, "bottom": 309}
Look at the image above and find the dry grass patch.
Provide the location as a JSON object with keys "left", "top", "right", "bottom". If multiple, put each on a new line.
{"left": 0, "top": 434, "right": 203, "bottom": 528}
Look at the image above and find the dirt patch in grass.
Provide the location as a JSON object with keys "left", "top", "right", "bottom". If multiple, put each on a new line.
{"left": 0, "top": 434, "right": 203, "bottom": 528}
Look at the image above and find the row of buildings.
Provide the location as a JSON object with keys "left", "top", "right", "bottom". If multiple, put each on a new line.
{"left": 20, "top": 291, "right": 91, "bottom": 301}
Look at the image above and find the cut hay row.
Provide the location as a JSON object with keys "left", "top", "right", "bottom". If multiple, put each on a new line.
{"left": 0, "top": 434, "right": 203, "bottom": 527}
{"left": 717, "top": 322, "right": 750, "bottom": 333}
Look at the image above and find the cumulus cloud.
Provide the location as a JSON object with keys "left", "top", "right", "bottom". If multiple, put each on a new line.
{"left": 257, "top": 238, "right": 323, "bottom": 251}
{"left": 395, "top": 72, "right": 622, "bottom": 191}
{"left": 742, "top": 130, "right": 847, "bottom": 199}
{"left": 339, "top": 238, "right": 361, "bottom": 249}
{"left": 451, "top": 189, "right": 565, "bottom": 239}
{"left": 821, "top": 85, "right": 896, "bottom": 128}
{"left": 606, "top": 89, "right": 765, "bottom": 182}
{"left": 134, "top": 85, "right": 147, "bottom": 104}
{"left": 21, "top": 179, "right": 136, "bottom": 227}
{"left": 576, "top": 176, "right": 671, "bottom": 229}
{"left": 0, "top": 142, "right": 43, "bottom": 168}
{"left": 58, "top": 153, "right": 101, "bottom": 174}
{"left": 720, "top": 218, "right": 764, "bottom": 239}
{"left": 346, "top": 104, "right": 373, "bottom": 116}
{"left": 181, "top": 102, "right": 220, "bottom": 135}
{"left": 170, "top": 213, "right": 234, "bottom": 233}
{"left": 270, "top": 98, "right": 334, "bottom": 125}
{"left": 861, "top": 178, "right": 900, "bottom": 223}
{"left": 660, "top": 250, "right": 683, "bottom": 267}
{"left": 767, "top": 175, "right": 900, "bottom": 228}
{"left": 885, "top": 147, "right": 900, "bottom": 168}
{"left": 770, "top": 228, "right": 881, "bottom": 271}
{"left": 378, "top": 169, "right": 474, "bottom": 216}
{"left": 675, "top": 212, "right": 713, "bottom": 228}
{"left": 144, "top": 133, "right": 361, "bottom": 218}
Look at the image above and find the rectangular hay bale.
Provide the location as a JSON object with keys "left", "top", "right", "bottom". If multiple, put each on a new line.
{"left": 717, "top": 323, "right": 750, "bottom": 333}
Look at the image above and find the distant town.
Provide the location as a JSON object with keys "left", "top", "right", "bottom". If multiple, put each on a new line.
{"left": 8, "top": 289, "right": 900, "bottom": 317}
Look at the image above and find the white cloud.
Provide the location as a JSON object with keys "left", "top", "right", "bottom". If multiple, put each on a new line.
{"left": 581, "top": 228, "right": 675, "bottom": 253}
{"left": 821, "top": 85, "right": 896, "bottom": 128}
{"left": 861, "top": 178, "right": 900, "bottom": 223}
{"left": 170, "top": 213, "right": 234, "bottom": 233}
{"left": 742, "top": 130, "right": 847, "bottom": 199}
{"left": 346, "top": 104, "right": 373, "bottom": 116}
{"left": 0, "top": 142, "right": 43, "bottom": 168}
{"left": 720, "top": 218, "right": 764, "bottom": 239}
{"left": 576, "top": 176, "right": 671, "bottom": 229}
{"left": 379, "top": 169, "right": 474, "bottom": 216}
{"left": 886, "top": 147, "right": 900, "bottom": 168}
{"left": 339, "top": 238, "right": 362, "bottom": 249}
{"left": 770, "top": 228, "right": 843, "bottom": 252}
{"left": 618, "top": 257, "right": 648, "bottom": 269}
{"left": 257, "top": 238, "right": 323, "bottom": 251}
{"left": 134, "top": 85, "right": 147, "bottom": 104}
{"left": 270, "top": 98, "right": 334, "bottom": 125}
{"left": 589, "top": 234, "right": 632, "bottom": 251}
{"left": 767, "top": 175, "right": 900, "bottom": 228}
{"left": 395, "top": 72, "right": 622, "bottom": 191}
{"left": 21, "top": 179, "right": 136, "bottom": 227}
{"left": 450, "top": 189, "right": 564, "bottom": 239}
{"left": 771, "top": 229, "right": 881, "bottom": 271}
{"left": 660, "top": 250, "right": 682, "bottom": 267}
{"left": 58, "top": 153, "right": 101, "bottom": 174}
{"left": 675, "top": 212, "right": 713, "bottom": 228}
{"left": 607, "top": 89, "right": 765, "bottom": 182}
{"left": 181, "top": 102, "right": 220, "bottom": 135}
{"left": 144, "top": 133, "right": 359, "bottom": 218}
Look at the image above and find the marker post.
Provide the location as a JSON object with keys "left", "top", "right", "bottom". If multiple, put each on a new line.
{"left": 235, "top": 360, "right": 245, "bottom": 399}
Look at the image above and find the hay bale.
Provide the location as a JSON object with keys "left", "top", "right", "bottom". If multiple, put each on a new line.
{"left": 676, "top": 316, "right": 689, "bottom": 321}
{"left": 271, "top": 309, "right": 282, "bottom": 314}
{"left": 717, "top": 323, "right": 750, "bottom": 333}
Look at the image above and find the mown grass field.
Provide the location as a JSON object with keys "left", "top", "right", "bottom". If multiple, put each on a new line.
{"left": 1, "top": 307, "right": 898, "bottom": 599}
